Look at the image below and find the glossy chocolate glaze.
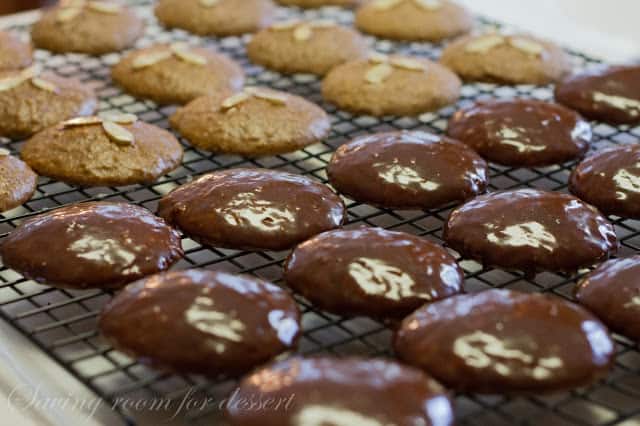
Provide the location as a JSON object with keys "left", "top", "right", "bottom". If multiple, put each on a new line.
{"left": 226, "top": 356, "right": 454, "bottom": 426}
{"left": 570, "top": 145, "right": 640, "bottom": 219}
{"left": 327, "top": 131, "right": 488, "bottom": 209}
{"left": 1, "top": 202, "right": 183, "bottom": 289}
{"left": 555, "top": 65, "right": 640, "bottom": 124}
{"left": 157, "top": 168, "right": 346, "bottom": 251}
{"left": 576, "top": 256, "right": 640, "bottom": 341}
{"left": 99, "top": 269, "right": 301, "bottom": 376}
{"left": 443, "top": 189, "right": 617, "bottom": 273}
{"left": 447, "top": 99, "right": 591, "bottom": 167}
{"left": 394, "top": 289, "right": 615, "bottom": 394}
{"left": 284, "top": 227, "right": 463, "bottom": 319}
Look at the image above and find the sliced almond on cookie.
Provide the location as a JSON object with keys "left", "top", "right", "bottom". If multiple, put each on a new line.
{"left": 247, "top": 88, "right": 288, "bottom": 105}
{"left": 372, "top": 0, "right": 402, "bottom": 10}
{"left": 368, "top": 52, "right": 389, "bottom": 64}
{"left": 391, "top": 57, "right": 425, "bottom": 71}
{"left": 414, "top": 0, "right": 442, "bottom": 10}
{"left": 199, "top": 0, "right": 221, "bottom": 7}
{"left": 173, "top": 47, "right": 208, "bottom": 65}
{"left": 63, "top": 116, "right": 103, "bottom": 127}
{"left": 88, "top": 1, "right": 122, "bottom": 14}
{"left": 271, "top": 20, "right": 299, "bottom": 31}
{"left": 293, "top": 25, "right": 313, "bottom": 42}
{"left": 0, "top": 76, "right": 26, "bottom": 92}
{"left": 0, "top": 148, "right": 11, "bottom": 156}
{"left": 221, "top": 92, "right": 251, "bottom": 110}
{"left": 57, "top": 7, "right": 83, "bottom": 22}
{"left": 132, "top": 51, "right": 173, "bottom": 69}
{"left": 465, "top": 34, "right": 506, "bottom": 53}
{"left": 103, "top": 121, "right": 134, "bottom": 145}
{"left": 365, "top": 63, "right": 394, "bottom": 84}
{"left": 509, "top": 37, "right": 545, "bottom": 56}
{"left": 101, "top": 112, "right": 138, "bottom": 124}
{"left": 31, "top": 77, "right": 58, "bottom": 93}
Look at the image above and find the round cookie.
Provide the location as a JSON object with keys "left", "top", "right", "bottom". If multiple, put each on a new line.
{"left": 322, "top": 53, "right": 461, "bottom": 116}
{"left": 1, "top": 202, "right": 183, "bottom": 289}
{"left": 440, "top": 32, "right": 571, "bottom": 85}
{"left": 31, "top": 1, "right": 145, "bottom": 55}
{"left": 100, "top": 270, "right": 301, "bottom": 376}
{"left": 22, "top": 114, "right": 183, "bottom": 187}
{"left": 327, "top": 130, "right": 488, "bottom": 209}
{"left": 157, "top": 168, "right": 346, "bottom": 251}
{"left": 112, "top": 43, "right": 244, "bottom": 105}
{"left": 276, "top": 0, "right": 361, "bottom": 8}
{"left": 0, "top": 149, "right": 38, "bottom": 213}
{"left": 555, "top": 65, "right": 640, "bottom": 125}
{"left": 170, "top": 87, "right": 330, "bottom": 155}
{"left": 155, "top": 0, "right": 275, "bottom": 37}
{"left": 227, "top": 357, "right": 454, "bottom": 426}
{"left": 355, "top": 0, "right": 473, "bottom": 42}
{"left": 394, "top": 289, "right": 614, "bottom": 394}
{"left": 447, "top": 99, "right": 592, "bottom": 167}
{"left": 444, "top": 189, "right": 618, "bottom": 273}
{"left": 247, "top": 20, "right": 368, "bottom": 76}
{"left": 569, "top": 145, "right": 640, "bottom": 219}
{"left": 0, "top": 67, "right": 97, "bottom": 139}
{"left": 0, "top": 31, "right": 32, "bottom": 71}
{"left": 284, "top": 227, "right": 464, "bottom": 319}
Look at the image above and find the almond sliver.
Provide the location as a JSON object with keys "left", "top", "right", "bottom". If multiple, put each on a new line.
{"left": 31, "top": 77, "right": 58, "bottom": 93}
{"left": 88, "top": 1, "right": 122, "bottom": 14}
{"left": 390, "top": 57, "right": 425, "bottom": 71}
{"left": 221, "top": 92, "right": 251, "bottom": 110}
{"left": 132, "top": 51, "right": 173, "bottom": 69}
{"left": 0, "top": 76, "right": 26, "bottom": 92}
{"left": 103, "top": 121, "right": 134, "bottom": 145}
{"left": 368, "top": 52, "right": 389, "bottom": 64}
{"left": 509, "top": 37, "right": 545, "bottom": 56}
{"left": 174, "top": 48, "right": 207, "bottom": 65}
{"left": 62, "top": 116, "right": 103, "bottom": 127}
{"left": 293, "top": 25, "right": 313, "bottom": 42}
{"left": 365, "top": 63, "right": 394, "bottom": 84}
{"left": 465, "top": 34, "right": 506, "bottom": 53}
{"left": 372, "top": 0, "right": 402, "bottom": 10}
{"left": 101, "top": 112, "right": 138, "bottom": 124}
{"left": 270, "top": 20, "right": 299, "bottom": 31}
{"left": 249, "top": 88, "right": 288, "bottom": 105}
{"left": 0, "top": 148, "right": 11, "bottom": 156}
{"left": 199, "top": 0, "right": 220, "bottom": 7}
{"left": 413, "top": 0, "right": 442, "bottom": 10}
{"left": 57, "top": 7, "right": 82, "bottom": 22}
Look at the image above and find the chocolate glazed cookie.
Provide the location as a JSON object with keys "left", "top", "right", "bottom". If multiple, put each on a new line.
{"left": 327, "top": 131, "right": 488, "bottom": 209}
{"left": 1, "top": 202, "right": 183, "bottom": 289}
{"left": 448, "top": 99, "right": 591, "bottom": 167}
{"left": 575, "top": 256, "right": 640, "bottom": 342}
{"left": 394, "top": 289, "right": 615, "bottom": 394}
{"left": 284, "top": 227, "right": 463, "bottom": 319}
{"left": 227, "top": 357, "right": 454, "bottom": 426}
{"left": 555, "top": 65, "right": 640, "bottom": 125}
{"left": 158, "top": 169, "right": 346, "bottom": 251}
{"left": 570, "top": 145, "right": 640, "bottom": 219}
{"left": 100, "top": 270, "right": 301, "bottom": 377}
{"left": 443, "top": 189, "right": 617, "bottom": 273}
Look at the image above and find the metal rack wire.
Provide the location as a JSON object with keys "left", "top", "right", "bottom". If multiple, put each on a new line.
{"left": 0, "top": 1, "right": 639, "bottom": 425}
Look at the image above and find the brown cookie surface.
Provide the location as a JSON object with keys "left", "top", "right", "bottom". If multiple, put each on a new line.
{"left": 157, "top": 168, "right": 346, "bottom": 251}
{"left": 327, "top": 130, "right": 488, "bottom": 209}
{"left": 170, "top": 87, "right": 330, "bottom": 155}
{"left": 555, "top": 65, "right": 640, "bottom": 125}
{"left": 99, "top": 269, "right": 301, "bottom": 376}
{"left": 355, "top": 0, "right": 473, "bottom": 42}
{"left": 22, "top": 115, "right": 183, "bottom": 187}
{"left": 284, "top": 227, "right": 463, "bottom": 319}
{"left": 322, "top": 54, "right": 461, "bottom": 116}
{"left": 0, "top": 31, "right": 32, "bottom": 71}
{"left": 112, "top": 43, "right": 244, "bottom": 105}
{"left": 440, "top": 33, "right": 571, "bottom": 84}
{"left": 227, "top": 357, "right": 454, "bottom": 426}
{"left": 447, "top": 99, "right": 591, "bottom": 167}
{"left": 247, "top": 20, "right": 367, "bottom": 76}
{"left": 443, "top": 189, "right": 618, "bottom": 273}
{"left": 575, "top": 256, "right": 640, "bottom": 342}
{"left": 0, "top": 68, "right": 97, "bottom": 139}
{"left": 394, "top": 289, "right": 615, "bottom": 394}
{"left": 0, "top": 152, "right": 38, "bottom": 212}
{"left": 155, "top": 0, "right": 275, "bottom": 36}
{"left": 1, "top": 202, "right": 183, "bottom": 289}
{"left": 570, "top": 145, "right": 640, "bottom": 219}
{"left": 31, "top": 1, "right": 145, "bottom": 55}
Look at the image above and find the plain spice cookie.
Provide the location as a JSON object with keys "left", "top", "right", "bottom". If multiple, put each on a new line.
{"left": 355, "top": 0, "right": 473, "bottom": 42}
{"left": 112, "top": 43, "right": 244, "bottom": 105}
{"left": 322, "top": 53, "right": 461, "bottom": 116}
{"left": 0, "top": 149, "right": 38, "bottom": 213}
{"left": 247, "top": 20, "right": 368, "bottom": 76}
{"left": 22, "top": 114, "right": 183, "bottom": 187}
{"left": 155, "top": 0, "right": 275, "bottom": 36}
{"left": 0, "top": 31, "right": 32, "bottom": 71}
{"left": 170, "top": 87, "right": 330, "bottom": 155}
{"left": 440, "top": 32, "right": 571, "bottom": 85}
{"left": 0, "top": 67, "right": 97, "bottom": 139}
{"left": 31, "top": 1, "right": 145, "bottom": 55}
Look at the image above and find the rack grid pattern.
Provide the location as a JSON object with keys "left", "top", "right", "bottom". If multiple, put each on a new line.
{"left": 1, "top": 2, "right": 639, "bottom": 425}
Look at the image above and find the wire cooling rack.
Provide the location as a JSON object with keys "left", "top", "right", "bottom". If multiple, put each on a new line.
{"left": 1, "top": 1, "right": 640, "bottom": 425}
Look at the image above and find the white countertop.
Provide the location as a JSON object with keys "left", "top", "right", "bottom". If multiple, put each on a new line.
{"left": 1, "top": 1, "right": 639, "bottom": 426}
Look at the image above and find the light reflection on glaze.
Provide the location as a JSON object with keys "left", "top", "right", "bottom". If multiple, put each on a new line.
{"left": 348, "top": 257, "right": 420, "bottom": 301}
{"left": 295, "top": 405, "right": 383, "bottom": 426}
{"left": 486, "top": 221, "right": 557, "bottom": 251}
{"left": 69, "top": 235, "right": 139, "bottom": 273}
{"left": 593, "top": 92, "right": 640, "bottom": 118}
{"left": 613, "top": 168, "right": 640, "bottom": 200}
{"left": 374, "top": 162, "right": 440, "bottom": 191}
{"left": 219, "top": 192, "right": 295, "bottom": 232}
{"left": 185, "top": 295, "right": 246, "bottom": 345}
{"left": 498, "top": 127, "right": 546, "bottom": 153}
{"left": 582, "top": 320, "right": 615, "bottom": 364}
